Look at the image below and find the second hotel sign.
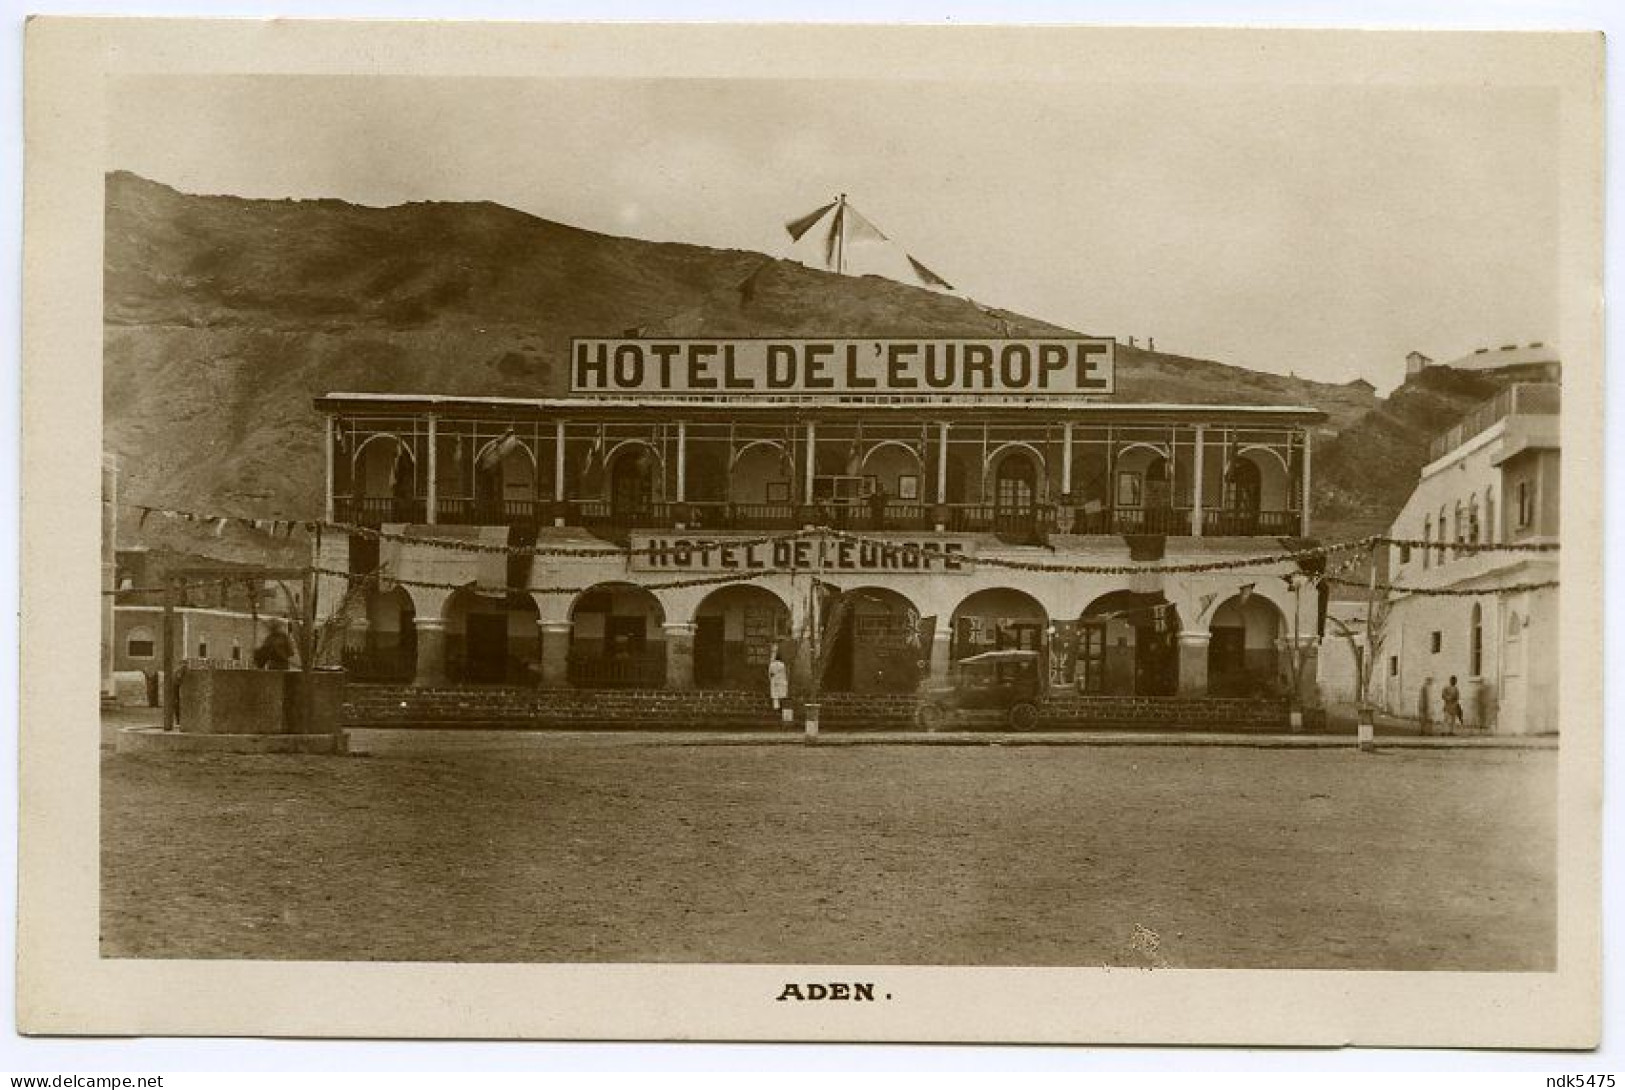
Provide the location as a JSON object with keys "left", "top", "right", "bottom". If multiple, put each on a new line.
{"left": 630, "top": 533, "right": 978, "bottom": 574}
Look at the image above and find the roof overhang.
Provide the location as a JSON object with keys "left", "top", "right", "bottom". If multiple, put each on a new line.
{"left": 314, "top": 391, "right": 1327, "bottom": 426}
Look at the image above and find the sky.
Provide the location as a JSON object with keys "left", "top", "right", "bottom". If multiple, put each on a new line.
{"left": 110, "top": 73, "right": 1561, "bottom": 392}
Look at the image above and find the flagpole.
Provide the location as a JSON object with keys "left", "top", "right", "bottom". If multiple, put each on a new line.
{"left": 835, "top": 194, "right": 846, "bottom": 276}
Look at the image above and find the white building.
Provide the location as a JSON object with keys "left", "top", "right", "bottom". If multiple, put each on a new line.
{"left": 1405, "top": 342, "right": 1560, "bottom": 379}
{"left": 1373, "top": 381, "right": 1560, "bottom": 734}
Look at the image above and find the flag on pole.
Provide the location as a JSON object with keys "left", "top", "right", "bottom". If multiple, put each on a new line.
{"left": 906, "top": 255, "right": 954, "bottom": 291}
{"left": 783, "top": 194, "right": 955, "bottom": 293}
{"left": 477, "top": 430, "right": 524, "bottom": 472}
{"left": 785, "top": 200, "right": 838, "bottom": 242}
{"left": 845, "top": 423, "right": 864, "bottom": 477}
{"left": 580, "top": 426, "right": 606, "bottom": 482}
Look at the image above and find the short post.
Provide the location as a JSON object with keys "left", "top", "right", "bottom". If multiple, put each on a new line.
{"left": 803, "top": 702, "right": 820, "bottom": 740}
{"left": 301, "top": 555, "right": 319, "bottom": 735}
{"left": 1359, "top": 539, "right": 1379, "bottom": 753}
{"left": 161, "top": 576, "right": 177, "bottom": 731}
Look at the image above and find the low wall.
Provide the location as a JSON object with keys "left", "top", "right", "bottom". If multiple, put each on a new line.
{"left": 342, "top": 685, "right": 1291, "bottom": 733}
{"left": 179, "top": 668, "right": 346, "bottom": 735}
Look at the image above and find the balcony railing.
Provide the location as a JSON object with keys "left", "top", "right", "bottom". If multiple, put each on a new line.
{"left": 1201, "top": 509, "right": 1303, "bottom": 537}
{"left": 333, "top": 495, "right": 1304, "bottom": 539}
{"left": 1428, "top": 382, "right": 1561, "bottom": 463}
{"left": 567, "top": 649, "right": 667, "bottom": 689}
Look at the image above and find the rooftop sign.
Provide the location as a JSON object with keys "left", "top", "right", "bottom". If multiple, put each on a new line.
{"left": 571, "top": 338, "right": 1114, "bottom": 397}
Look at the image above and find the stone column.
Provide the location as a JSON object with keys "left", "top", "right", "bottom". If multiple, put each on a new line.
{"left": 1190, "top": 424, "right": 1206, "bottom": 537}
{"left": 426, "top": 413, "right": 438, "bottom": 525}
{"left": 927, "top": 626, "right": 955, "bottom": 687}
{"left": 663, "top": 622, "right": 697, "bottom": 690}
{"left": 412, "top": 617, "right": 448, "bottom": 687}
{"left": 538, "top": 620, "right": 573, "bottom": 689}
{"left": 1177, "top": 631, "right": 1211, "bottom": 696}
{"left": 675, "top": 420, "right": 687, "bottom": 504}
{"left": 322, "top": 415, "right": 335, "bottom": 523}
{"left": 1300, "top": 428, "right": 1313, "bottom": 537}
{"left": 553, "top": 420, "right": 567, "bottom": 527}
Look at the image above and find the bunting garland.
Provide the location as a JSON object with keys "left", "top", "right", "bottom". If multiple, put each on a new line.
{"left": 114, "top": 499, "right": 1562, "bottom": 577}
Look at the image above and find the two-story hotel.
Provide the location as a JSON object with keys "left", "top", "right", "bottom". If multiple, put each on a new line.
{"left": 313, "top": 336, "right": 1327, "bottom": 704}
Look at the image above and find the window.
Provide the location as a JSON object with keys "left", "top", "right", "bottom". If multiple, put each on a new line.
{"left": 1422, "top": 517, "right": 1431, "bottom": 568}
{"left": 231, "top": 641, "right": 242, "bottom": 662}
{"left": 1453, "top": 500, "right": 1464, "bottom": 555}
{"left": 196, "top": 641, "right": 208, "bottom": 659}
{"left": 1388, "top": 655, "right": 1399, "bottom": 677}
{"left": 1430, "top": 631, "right": 1442, "bottom": 654}
{"left": 125, "top": 627, "right": 155, "bottom": 659}
{"left": 1469, "top": 604, "right": 1483, "bottom": 677}
{"left": 1437, "top": 505, "right": 1448, "bottom": 562}
{"left": 1467, "top": 496, "right": 1480, "bottom": 545}
{"left": 1485, "top": 488, "right": 1496, "bottom": 544}
{"left": 1399, "top": 542, "right": 1411, "bottom": 564}
{"left": 1517, "top": 480, "right": 1535, "bottom": 530}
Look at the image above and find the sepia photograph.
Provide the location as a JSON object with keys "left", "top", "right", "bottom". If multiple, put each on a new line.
{"left": 17, "top": 19, "right": 1604, "bottom": 1046}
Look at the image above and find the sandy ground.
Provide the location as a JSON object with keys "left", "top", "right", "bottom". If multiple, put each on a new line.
{"left": 101, "top": 741, "right": 1555, "bottom": 969}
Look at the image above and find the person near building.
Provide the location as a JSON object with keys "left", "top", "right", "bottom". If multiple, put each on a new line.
{"left": 1441, "top": 674, "right": 1465, "bottom": 736}
{"left": 1417, "top": 675, "right": 1434, "bottom": 736}
{"left": 169, "top": 659, "right": 189, "bottom": 727}
{"left": 868, "top": 483, "right": 889, "bottom": 529}
{"left": 767, "top": 647, "right": 792, "bottom": 724}
{"left": 254, "top": 618, "right": 296, "bottom": 670}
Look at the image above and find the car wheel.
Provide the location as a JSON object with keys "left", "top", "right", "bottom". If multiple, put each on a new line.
{"left": 1007, "top": 702, "right": 1039, "bottom": 731}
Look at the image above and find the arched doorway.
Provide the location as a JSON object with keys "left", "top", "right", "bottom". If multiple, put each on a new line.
{"left": 570, "top": 582, "right": 666, "bottom": 688}
{"left": 1217, "top": 456, "right": 1263, "bottom": 535}
{"left": 445, "top": 588, "right": 538, "bottom": 685}
{"left": 821, "top": 586, "right": 923, "bottom": 694}
{"left": 992, "top": 448, "right": 1040, "bottom": 538}
{"left": 692, "top": 585, "right": 792, "bottom": 690}
{"left": 1079, "top": 590, "right": 1181, "bottom": 695}
{"left": 1500, "top": 611, "right": 1526, "bottom": 733}
{"left": 950, "top": 587, "right": 1047, "bottom": 660}
{"left": 1206, "top": 592, "right": 1283, "bottom": 696}
{"left": 609, "top": 445, "right": 659, "bottom": 525}
{"left": 1144, "top": 454, "right": 1178, "bottom": 533}
{"left": 354, "top": 435, "right": 419, "bottom": 522}
{"left": 474, "top": 437, "right": 536, "bottom": 524}
{"left": 345, "top": 585, "right": 416, "bottom": 682}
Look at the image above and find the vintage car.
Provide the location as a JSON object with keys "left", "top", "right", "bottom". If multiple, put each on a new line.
{"left": 915, "top": 648, "right": 1047, "bottom": 731}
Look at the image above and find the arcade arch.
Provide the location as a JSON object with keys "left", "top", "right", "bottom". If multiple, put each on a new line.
{"left": 570, "top": 582, "right": 667, "bottom": 688}
{"left": 444, "top": 587, "right": 538, "bottom": 685}
{"left": 949, "top": 587, "right": 1047, "bottom": 661}
{"left": 692, "top": 584, "right": 792, "bottom": 690}
{"left": 820, "top": 585, "right": 924, "bottom": 695}
{"left": 1206, "top": 592, "right": 1285, "bottom": 697}
{"left": 1076, "top": 590, "right": 1182, "bottom": 696}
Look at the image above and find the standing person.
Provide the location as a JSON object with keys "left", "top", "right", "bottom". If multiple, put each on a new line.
{"left": 867, "top": 483, "right": 889, "bottom": 529}
{"left": 1417, "top": 675, "right": 1434, "bottom": 736}
{"left": 1441, "top": 674, "right": 1465, "bottom": 735}
{"left": 767, "top": 647, "right": 792, "bottom": 725}
{"left": 254, "top": 618, "right": 296, "bottom": 670}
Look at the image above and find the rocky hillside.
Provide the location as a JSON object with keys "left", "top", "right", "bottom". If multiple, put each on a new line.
{"left": 103, "top": 172, "right": 1513, "bottom": 561}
